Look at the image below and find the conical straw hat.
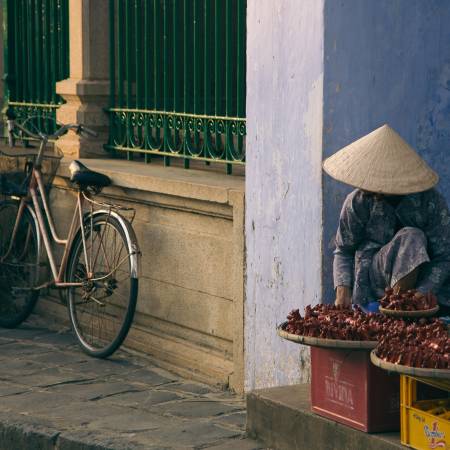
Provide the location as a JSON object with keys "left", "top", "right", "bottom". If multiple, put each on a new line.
{"left": 323, "top": 124, "right": 438, "bottom": 195}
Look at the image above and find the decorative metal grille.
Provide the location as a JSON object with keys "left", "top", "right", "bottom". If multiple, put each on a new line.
{"left": 3, "top": 0, "right": 70, "bottom": 136}
{"left": 106, "top": 0, "right": 246, "bottom": 174}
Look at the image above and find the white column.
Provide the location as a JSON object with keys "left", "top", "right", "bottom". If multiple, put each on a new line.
{"left": 245, "top": 0, "right": 324, "bottom": 391}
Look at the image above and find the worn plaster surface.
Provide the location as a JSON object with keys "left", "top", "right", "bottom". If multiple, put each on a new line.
{"left": 245, "top": 0, "right": 324, "bottom": 391}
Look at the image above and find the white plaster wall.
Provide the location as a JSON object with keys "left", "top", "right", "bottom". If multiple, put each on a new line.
{"left": 245, "top": 0, "right": 324, "bottom": 391}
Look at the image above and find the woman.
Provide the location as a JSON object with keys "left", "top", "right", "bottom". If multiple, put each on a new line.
{"left": 323, "top": 124, "right": 450, "bottom": 312}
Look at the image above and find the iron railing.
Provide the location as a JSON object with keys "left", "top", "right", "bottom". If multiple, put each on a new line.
{"left": 106, "top": 0, "right": 246, "bottom": 174}
{"left": 3, "top": 0, "right": 69, "bottom": 135}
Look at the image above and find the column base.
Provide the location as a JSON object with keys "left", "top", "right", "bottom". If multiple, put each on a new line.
{"left": 55, "top": 78, "right": 110, "bottom": 159}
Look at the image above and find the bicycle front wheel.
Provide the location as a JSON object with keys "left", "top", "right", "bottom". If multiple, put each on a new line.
{"left": 0, "top": 201, "right": 40, "bottom": 328}
{"left": 66, "top": 212, "right": 138, "bottom": 358}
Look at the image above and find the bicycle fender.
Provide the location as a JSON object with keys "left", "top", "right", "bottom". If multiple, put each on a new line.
{"left": 82, "top": 209, "right": 140, "bottom": 279}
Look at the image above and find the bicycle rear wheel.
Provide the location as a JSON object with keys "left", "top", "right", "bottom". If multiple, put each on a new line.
{"left": 0, "top": 201, "right": 40, "bottom": 327}
{"left": 66, "top": 212, "right": 138, "bottom": 358}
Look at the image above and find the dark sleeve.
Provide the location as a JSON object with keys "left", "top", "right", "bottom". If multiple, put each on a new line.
{"left": 333, "top": 191, "right": 368, "bottom": 289}
{"left": 416, "top": 190, "right": 450, "bottom": 294}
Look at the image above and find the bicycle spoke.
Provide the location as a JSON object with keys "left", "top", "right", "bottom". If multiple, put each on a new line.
{"left": 67, "top": 214, "right": 137, "bottom": 357}
{"left": 91, "top": 218, "right": 111, "bottom": 276}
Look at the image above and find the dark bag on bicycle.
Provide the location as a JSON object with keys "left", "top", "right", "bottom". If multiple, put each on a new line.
{"left": 0, "top": 170, "right": 31, "bottom": 196}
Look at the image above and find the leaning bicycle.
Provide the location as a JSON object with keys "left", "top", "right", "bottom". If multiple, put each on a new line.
{"left": 0, "top": 115, "right": 141, "bottom": 358}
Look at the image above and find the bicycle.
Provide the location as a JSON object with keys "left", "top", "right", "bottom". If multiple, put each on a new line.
{"left": 0, "top": 115, "right": 141, "bottom": 358}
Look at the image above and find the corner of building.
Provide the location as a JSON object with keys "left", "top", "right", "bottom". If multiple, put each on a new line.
{"left": 244, "top": 0, "right": 325, "bottom": 392}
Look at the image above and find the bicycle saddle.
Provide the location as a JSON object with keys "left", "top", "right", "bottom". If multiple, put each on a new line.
{"left": 68, "top": 160, "right": 111, "bottom": 192}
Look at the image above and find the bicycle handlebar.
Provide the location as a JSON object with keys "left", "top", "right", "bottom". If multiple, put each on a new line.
{"left": 78, "top": 125, "right": 98, "bottom": 138}
{"left": 6, "top": 119, "right": 98, "bottom": 146}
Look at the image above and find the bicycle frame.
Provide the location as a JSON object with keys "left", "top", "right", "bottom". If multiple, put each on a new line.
{"left": 4, "top": 166, "right": 85, "bottom": 290}
{"left": 5, "top": 167, "right": 140, "bottom": 291}
{"left": 1, "top": 119, "right": 139, "bottom": 293}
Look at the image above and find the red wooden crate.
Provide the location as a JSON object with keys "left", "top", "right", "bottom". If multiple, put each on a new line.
{"left": 311, "top": 347, "right": 400, "bottom": 432}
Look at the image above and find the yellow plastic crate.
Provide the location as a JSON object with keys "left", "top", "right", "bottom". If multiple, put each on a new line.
{"left": 401, "top": 375, "right": 450, "bottom": 449}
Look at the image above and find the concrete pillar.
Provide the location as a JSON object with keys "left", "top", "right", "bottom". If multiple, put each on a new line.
{"left": 245, "top": 0, "right": 324, "bottom": 391}
{"left": 55, "top": 0, "right": 110, "bottom": 158}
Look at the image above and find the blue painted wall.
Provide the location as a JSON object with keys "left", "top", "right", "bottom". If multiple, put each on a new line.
{"left": 322, "top": 0, "right": 450, "bottom": 301}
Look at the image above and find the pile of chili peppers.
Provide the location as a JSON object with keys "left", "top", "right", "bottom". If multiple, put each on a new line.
{"left": 283, "top": 305, "right": 450, "bottom": 369}
{"left": 379, "top": 288, "right": 438, "bottom": 311}
{"left": 284, "top": 304, "right": 398, "bottom": 341}
{"left": 375, "top": 318, "right": 449, "bottom": 369}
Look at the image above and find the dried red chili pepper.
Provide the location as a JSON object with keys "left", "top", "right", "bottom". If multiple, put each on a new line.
{"left": 379, "top": 288, "right": 438, "bottom": 311}
{"left": 283, "top": 304, "right": 449, "bottom": 369}
{"left": 375, "top": 318, "right": 449, "bottom": 369}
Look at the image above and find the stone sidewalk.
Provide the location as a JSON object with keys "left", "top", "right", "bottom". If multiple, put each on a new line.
{"left": 0, "top": 323, "right": 264, "bottom": 450}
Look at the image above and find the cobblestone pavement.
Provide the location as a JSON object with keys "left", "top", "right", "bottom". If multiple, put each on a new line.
{"left": 0, "top": 323, "right": 264, "bottom": 450}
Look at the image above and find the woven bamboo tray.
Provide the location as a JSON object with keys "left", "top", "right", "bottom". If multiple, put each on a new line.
{"left": 370, "top": 350, "right": 450, "bottom": 380}
{"left": 379, "top": 305, "right": 439, "bottom": 318}
{"left": 277, "top": 323, "right": 377, "bottom": 350}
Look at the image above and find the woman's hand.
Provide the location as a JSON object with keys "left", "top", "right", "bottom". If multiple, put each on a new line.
{"left": 335, "top": 286, "right": 352, "bottom": 308}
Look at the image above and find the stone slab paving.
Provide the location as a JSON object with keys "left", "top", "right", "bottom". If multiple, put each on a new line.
{"left": 0, "top": 323, "right": 265, "bottom": 450}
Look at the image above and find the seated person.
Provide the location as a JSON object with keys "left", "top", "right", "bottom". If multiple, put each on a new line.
{"left": 323, "top": 124, "right": 450, "bottom": 313}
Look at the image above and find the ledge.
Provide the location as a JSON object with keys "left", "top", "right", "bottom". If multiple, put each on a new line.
{"left": 57, "top": 158, "right": 245, "bottom": 205}
{"left": 247, "top": 385, "right": 405, "bottom": 450}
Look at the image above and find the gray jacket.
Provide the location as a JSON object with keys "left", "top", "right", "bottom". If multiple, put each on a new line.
{"left": 334, "top": 188, "right": 450, "bottom": 304}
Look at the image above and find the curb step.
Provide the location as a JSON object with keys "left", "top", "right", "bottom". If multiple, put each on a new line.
{"left": 0, "top": 417, "right": 137, "bottom": 450}
{"left": 246, "top": 384, "right": 406, "bottom": 450}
